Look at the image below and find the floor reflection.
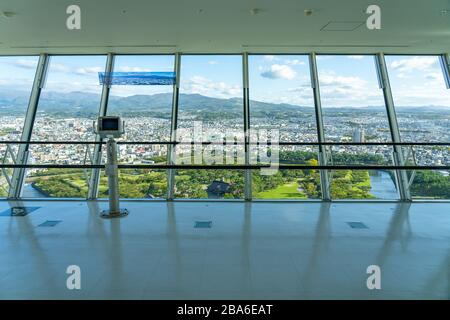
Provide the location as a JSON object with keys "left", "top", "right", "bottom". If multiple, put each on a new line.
{"left": 0, "top": 200, "right": 448, "bottom": 299}
{"left": 375, "top": 203, "right": 412, "bottom": 266}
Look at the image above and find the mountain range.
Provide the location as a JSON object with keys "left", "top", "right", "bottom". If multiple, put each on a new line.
{"left": 0, "top": 89, "right": 449, "bottom": 118}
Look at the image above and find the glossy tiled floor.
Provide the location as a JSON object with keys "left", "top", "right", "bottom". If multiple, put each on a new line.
{"left": 0, "top": 200, "right": 448, "bottom": 300}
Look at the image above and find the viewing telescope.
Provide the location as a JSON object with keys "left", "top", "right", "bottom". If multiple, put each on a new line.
{"left": 94, "top": 116, "right": 128, "bottom": 218}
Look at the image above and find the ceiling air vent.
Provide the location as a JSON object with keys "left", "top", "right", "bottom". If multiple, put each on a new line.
{"left": 38, "top": 220, "right": 62, "bottom": 227}
{"left": 346, "top": 221, "right": 369, "bottom": 229}
{"left": 0, "top": 206, "right": 41, "bottom": 217}
{"left": 194, "top": 221, "right": 212, "bottom": 229}
{"left": 321, "top": 21, "right": 365, "bottom": 31}
{"left": 10, "top": 44, "right": 177, "bottom": 49}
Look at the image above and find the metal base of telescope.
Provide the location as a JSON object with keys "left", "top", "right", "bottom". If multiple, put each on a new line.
{"left": 100, "top": 208, "right": 129, "bottom": 219}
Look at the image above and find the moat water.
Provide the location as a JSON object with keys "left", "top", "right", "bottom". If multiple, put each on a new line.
{"left": 368, "top": 170, "right": 398, "bottom": 200}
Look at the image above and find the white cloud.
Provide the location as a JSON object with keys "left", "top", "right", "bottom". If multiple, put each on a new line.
{"left": 284, "top": 59, "right": 305, "bottom": 66}
{"left": 208, "top": 61, "right": 218, "bottom": 65}
{"left": 387, "top": 56, "right": 450, "bottom": 106}
{"left": 319, "top": 72, "right": 367, "bottom": 89}
{"left": 41, "top": 80, "right": 101, "bottom": 94}
{"left": 261, "top": 64, "right": 297, "bottom": 80}
{"left": 425, "top": 72, "right": 443, "bottom": 81}
{"left": 348, "top": 55, "right": 365, "bottom": 60}
{"left": 117, "top": 66, "right": 152, "bottom": 72}
{"left": 391, "top": 81, "right": 450, "bottom": 106}
{"left": 182, "top": 75, "right": 241, "bottom": 99}
{"left": 109, "top": 85, "right": 171, "bottom": 97}
{"left": 316, "top": 71, "right": 384, "bottom": 107}
{"left": 263, "top": 55, "right": 276, "bottom": 61}
{"left": 252, "top": 75, "right": 313, "bottom": 106}
{"left": 49, "top": 63, "right": 70, "bottom": 72}
{"left": 391, "top": 74, "right": 450, "bottom": 107}
{"left": 0, "top": 77, "right": 34, "bottom": 91}
{"left": 316, "top": 56, "right": 332, "bottom": 61}
{"left": 14, "top": 59, "right": 38, "bottom": 69}
{"left": 389, "top": 56, "right": 437, "bottom": 73}
{"left": 75, "top": 66, "right": 104, "bottom": 74}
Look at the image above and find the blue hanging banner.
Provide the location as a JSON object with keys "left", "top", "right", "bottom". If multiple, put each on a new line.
{"left": 99, "top": 72, "right": 176, "bottom": 85}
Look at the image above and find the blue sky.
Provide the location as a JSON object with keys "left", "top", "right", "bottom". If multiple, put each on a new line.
{"left": 0, "top": 54, "right": 449, "bottom": 108}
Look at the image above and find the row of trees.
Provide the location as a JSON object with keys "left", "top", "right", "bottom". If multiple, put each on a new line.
{"left": 24, "top": 151, "right": 450, "bottom": 199}
{"left": 410, "top": 170, "right": 450, "bottom": 198}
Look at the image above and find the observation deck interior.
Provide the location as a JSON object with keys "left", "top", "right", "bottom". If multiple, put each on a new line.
{"left": 0, "top": 0, "right": 449, "bottom": 300}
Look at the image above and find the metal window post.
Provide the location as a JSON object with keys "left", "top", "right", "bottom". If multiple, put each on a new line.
{"left": 375, "top": 53, "right": 411, "bottom": 201}
{"left": 243, "top": 53, "right": 252, "bottom": 201}
{"left": 309, "top": 53, "right": 331, "bottom": 201}
{"left": 439, "top": 53, "right": 450, "bottom": 89}
{"left": 8, "top": 54, "right": 49, "bottom": 199}
{"left": 167, "top": 53, "right": 181, "bottom": 200}
{"left": 88, "top": 53, "right": 115, "bottom": 199}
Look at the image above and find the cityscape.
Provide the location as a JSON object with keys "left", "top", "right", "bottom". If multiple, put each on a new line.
{"left": 0, "top": 54, "right": 449, "bottom": 200}
{"left": 0, "top": 93, "right": 449, "bottom": 199}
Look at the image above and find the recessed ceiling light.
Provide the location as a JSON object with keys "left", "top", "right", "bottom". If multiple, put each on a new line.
{"left": 1, "top": 11, "right": 16, "bottom": 18}
{"left": 304, "top": 9, "right": 313, "bottom": 16}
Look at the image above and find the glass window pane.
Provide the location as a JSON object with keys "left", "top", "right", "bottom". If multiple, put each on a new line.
{"left": 0, "top": 56, "right": 39, "bottom": 197}
{"left": 24, "top": 55, "right": 107, "bottom": 198}
{"left": 98, "top": 169, "right": 167, "bottom": 199}
{"left": 99, "top": 55, "right": 174, "bottom": 199}
{"left": 317, "top": 55, "right": 398, "bottom": 200}
{"left": 107, "top": 55, "right": 174, "bottom": 142}
{"left": 0, "top": 56, "right": 38, "bottom": 140}
{"left": 405, "top": 145, "right": 450, "bottom": 200}
{"left": 386, "top": 55, "right": 450, "bottom": 142}
{"left": 249, "top": 55, "right": 316, "bottom": 142}
{"left": 252, "top": 147, "right": 321, "bottom": 200}
{"left": 328, "top": 146, "right": 398, "bottom": 200}
{"left": 386, "top": 55, "right": 450, "bottom": 199}
{"left": 175, "top": 55, "right": 244, "bottom": 199}
{"left": 408, "top": 169, "right": 450, "bottom": 199}
{"left": 249, "top": 55, "right": 319, "bottom": 199}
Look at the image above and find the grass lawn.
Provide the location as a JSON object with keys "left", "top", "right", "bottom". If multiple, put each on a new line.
{"left": 0, "top": 174, "right": 8, "bottom": 196}
{"left": 255, "top": 182, "right": 308, "bottom": 199}
{"left": 70, "top": 178, "right": 87, "bottom": 188}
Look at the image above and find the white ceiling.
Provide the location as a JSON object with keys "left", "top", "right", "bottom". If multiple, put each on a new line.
{"left": 0, "top": 0, "right": 449, "bottom": 54}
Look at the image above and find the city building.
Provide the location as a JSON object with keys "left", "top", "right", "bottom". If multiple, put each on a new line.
{"left": 352, "top": 126, "right": 365, "bottom": 143}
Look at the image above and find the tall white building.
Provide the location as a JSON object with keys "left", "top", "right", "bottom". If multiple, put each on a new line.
{"left": 352, "top": 126, "right": 365, "bottom": 143}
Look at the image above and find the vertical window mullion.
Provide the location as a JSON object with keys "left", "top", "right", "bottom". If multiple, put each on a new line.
{"left": 375, "top": 53, "right": 411, "bottom": 201}
{"left": 242, "top": 52, "right": 252, "bottom": 200}
{"left": 88, "top": 53, "right": 115, "bottom": 199}
{"left": 167, "top": 53, "right": 181, "bottom": 200}
{"left": 9, "top": 53, "right": 49, "bottom": 199}
{"left": 309, "top": 53, "right": 331, "bottom": 201}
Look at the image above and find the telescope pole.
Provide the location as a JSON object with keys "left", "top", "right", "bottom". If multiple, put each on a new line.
{"left": 101, "top": 136, "right": 128, "bottom": 218}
